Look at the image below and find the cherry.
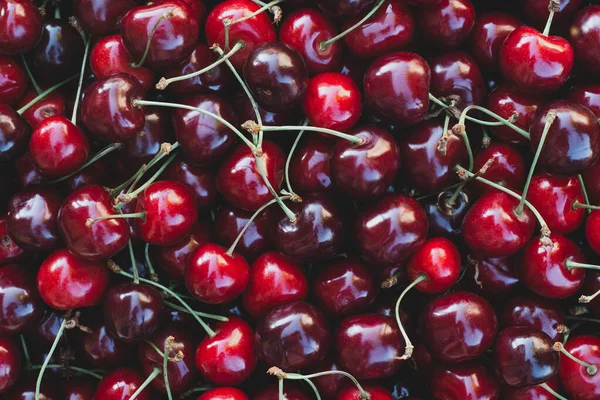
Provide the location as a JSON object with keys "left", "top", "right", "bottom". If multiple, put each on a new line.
{"left": 272, "top": 193, "right": 345, "bottom": 262}
{"left": 469, "top": 12, "right": 521, "bottom": 72}
{"left": 429, "top": 51, "right": 486, "bottom": 109}
{"left": 214, "top": 204, "right": 273, "bottom": 260}
{"left": 0, "top": 0, "right": 43, "bottom": 55}
{"left": 364, "top": 51, "right": 430, "bottom": 127}
{"left": 558, "top": 335, "right": 600, "bottom": 399}
{"left": 6, "top": 186, "right": 61, "bottom": 250}
{"left": 472, "top": 143, "right": 526, "bottom": 195}
{"left": 216, "top": 141, "right": 284, "bottom": 212}
{"left": 29, "top": 309, "right": 62, "bottom": 345}
{"left": 569, "top": 83, "right": 600, "bottom": 119}
{"left": 289, "top": 136, "right": 333, "bottom": 194}
{"left": 500, "top": 296, "right": 565, "bottom": 344}
{"left": 255, "top": 301, "right": 330, "bottom": 371}
{"left": 196, "top": 316, "right": 256, "bottom": 386}
{"left": 466, "top": 254, "right": 519, "bottom": 299}
{"left": 81, "top": 74, "right": 145, "bottom": 143}
{"left": 103, "top": 283, "right": 164, "bottom": 343}
{"left": 338, "top": 385, "right": 393, "bottom": 400}
{"left": 172, "top": 94, "right": 238, "bottom": 167}
{"left": 0, "top": 218, "right": 24, "bottom": 265}
{"left": 525, "top": 0, "right": 582, "bottom": 29}
{"left": 163, "top": 158, "right": 217, "bottom": 208}
{"left": 420, "top": 292, "right": 497, "bottom": 363}
{"left": 355, "top": 194, "right": 428, "bottom": 266}
{"left": 94, "top": 367, "right": 151, "bottom": 400}
{"left": 334, "top": 313, "right": 404, "bottom": 379}
{"left": 529, "top": 100, "right": 600, "bottom": 175}
{"left": 74, "top": 318, "right": 133, "bottom": 368}
{"left": 185, "top": 242, "right": 250, "bottom": 304}
{"left": 303, "top": 72, "right": 362, "bottom": 131}
{"left": 73, "top": 0, "right": 137, "bottom": 36}
{"left": 17, "top": 88, "right": 66, "bottom": 129}
{"left": 64, "top": 377, "right": 96, "bottom": 400}
{"left": 280, "top": 9, "right": 342, "bottom": 75}
{"left": 37, "top": 248, "right": 110, "bottom": 310}
{"left": 570, "top": 6, "right": 600, "bottom": 75}
{"left": 242, "top": 251, "right": 307, "bottom": 318}
{"left": 58, "top": 185, "right": 130, "bottom": 261}
{"left": 0, "top": 55, "right": 26, "bottom": 105}
{"left": 342, "top": 0, "right": 414, "bottom": 58}
{"left": 420, "top": 189, "right": 471, "bottom": 244}
{"left": 205, "top": 0, "right": 276, "bottom": 70}
{"left": 121, "top": 0, "right": 199, "bottom": 70}
{"left": 417, "top": 0, "right": 476, "bottom": 47}
{"left": 0, "top": 263, "right": 43, "bottom": 335}
{"left": 430, "top": 362, "right": 501, "bottom": 400}
{"left": 198, "top": 388, "right": 249, "bottom": 400}
{"left": 406, "top": 237, "right": 461, "bottom": 294}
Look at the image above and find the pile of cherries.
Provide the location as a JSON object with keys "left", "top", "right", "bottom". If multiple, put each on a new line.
{"left": 2, "top": 0, "right": 600, "bottom": 399}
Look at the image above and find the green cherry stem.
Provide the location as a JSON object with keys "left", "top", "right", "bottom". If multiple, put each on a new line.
{"left": 164, "top": 301, "right": 230, "bottom": 322}
{"left": 29, "top": 364, "right": 104, "bottom": 380}
{"left": 163, "top": 337, "right": 174, "bottom": 400}
{"left": 71, "top": 36, "right": 91, "bottom": 125}
{"left": 20, "top": 335, "right": 31, "bottom": 367}
{"left": 254, "top": 154, "right": 297, "bottom": 222}
{"left": 129, "top": 367, "right": 161, "bottom": 400}
{"left": 255, "top": 123, "right": 363, "bottom": 145}
{"left": 572, "top": 200, "right": 600, "bottom": 211}
{"left": 553, "top": 341, "right": 598, "bottom": 376}
{"left": 86, "top": 212, "right": 146, "bottom": 227}
{"left": 131, "top": 10, "right": 174, "bottom": 68}
{"left": 20, "top": 54, "right": 42, "bottom": 94}
{"left": 121, "top": 152, "right": 178, "bottom": 202}
{"left": 543, "top": 0, "right": 560, "bottom": 36}
{"left": 144, "top": 243, "right": 159, "bottom": 282}
{"left": 128, "top": 239, "right": 139, "bottom": 284}
{"left": 396, "top": 275, "right": 427, "bottom": 361}
{"left": 284, "top": 119, "right": 308, "bottom": 196}
{"left": 578, "top": 175, "right": 592, "bottom": 214}
{"left": 17, "top": 73, "right": 79, "bottom": 115}
{"left": 579, "top": 287, "right": 600, "bottom": 305}
{"left": 36, "top": 316, "right": 68, "bottom": 400}
{"left": 565, "top": 260, "right": 600, "bottom": 271}
{"left": 47, "top": 142, "right": 124, "bottom": 184}
{"left": 539, "top": 383, "right": 567, "bottom": 400}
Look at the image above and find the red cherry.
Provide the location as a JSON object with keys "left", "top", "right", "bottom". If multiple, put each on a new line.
{"left": 469, "top": 12, "right": 521, "bottom": 71}
{"left": 499, "top": 295, "right": 565, "bottom": 343}
{"left": 429, "top": 51, "right": 486, "bottom": 109}
{"left": 289, "top": 136, "right": 333, "bottom": 194}
{"left": 473, "top": 143, "right": 526, "bottom": 195}
{"left": 466, "top": 254, "right": 520, "bottom": 299}
{"left": 430, "top": 362, "right": 501, "bottom": 400}
{"left": 417, "top": 0, "right": 476, "bottom": 47}
{"left": 0, "top": 336, "right": 20, "bottom": 394}
{"left": 73, "top": 0, "right": 137, "bottom": 36}
{"left": 73, "top": 317, "right": 133, "bottom": 368}
{"left": 338, "top": 385, "right": 393, "bottom": 400}
{"left": 558, "top": 335, "right": 600, "bottom": 399}
{"left": 17, "top": 88, "right": 67, "bottom": 129}
{"left": 214, "top": 204, "right": 273, "bottom": 260}
{"left": 198, "top": 387, "right": 249, "bottom": 400}
{"left": 583, "top": 161, "right": 600, "bottom": 204}
{"left": 568, "top": 83, "right": 600, "bottom": 119}
{"left": 164, "top": 157, "right": 218, "bottom": 208}
{"left": 570, "top": 6, "right": 600, "bottom": 75}
{"left": 407, "top": 237, "right": 461, "bottom": 294}
{"left": 420, "top": 189, "right": 471, "bottom": 244}
{"left": 503, "top": 377, "right": 561, "bottom": 400}
{"left": 0, "top": 104, "right": 31, "bottom": 163}
{"left": 94, "top": 368, "right": 150, "bottom": 400}
{"left": 0, "top": 0, "right": 43, "bottom": 55}
{"left": 0, "top": 55, "right": 26, "bottom": 105}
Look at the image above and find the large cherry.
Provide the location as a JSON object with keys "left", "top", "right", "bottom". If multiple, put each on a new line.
{"left": 486, "top": 85, "right": 541, "bottom": 145}
{"left": 0, "top": 56, "right": 26, "bottom": 105}
{"left": 289, "top": 136, "right": 333, "bottom": 194}
{"left": 214, "top": 204, "right": 273, "bottom": 260}
{"left": 558, "top": 335, "right": 600, "bottom": 399}
{"left": 430, "top": 362, "right": 501, "bottom": 400}
{"left": 0, "top": 0, "right": 43, "bottom": 55}
{"left": 73, "top": 0, "right": 137, "bottom": 36}
{"left": 570, "top": 6, "right": 600, "bottom": 74}
{"left": 93, "top": 368, "right": 150, "bottom": 400}
{"left": 0, "top": 264, "right": 42, "bottom": 335}
{"left": 0, "top": 338, "right": 20, "bottom": 394}
{"left": 417, "top": 0, "right": 476, "bottom": 47}
{"left": 429, "top": 51, "right": 486, "bottom": 109}
{"left": 469, "top": 12, "right": 521, "bottom": 72}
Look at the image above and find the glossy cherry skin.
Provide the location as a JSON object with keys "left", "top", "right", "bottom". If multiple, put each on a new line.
{"left": 74, "top": 318, "right": 133, "bottom": 368}
{"left": 73, "top": 0, "right": 137, "bottom": 36}
{"left": 58, "top": 185, "right": 130, "bottom": 261}
{"left": 135, "top": 180, "right": 198, "bottom": 246}
{"left": 172, "top": 94, "right": 237, "bottom": 167}
{"left": 81, "top": 74, "right": 145, "bottom": 143}
{"left": 529, "top": 100, "right": 600, "bottom": 175}
{"left": 0, "top": 337, "right": 19, "bottom": 394}
{"left": 216, "top": 141, "right": 284, "bottom": 212}
{"left": 462, "top": 191, "right": 535, "bottom": 257}
{"left": 417, "top": 0, "right": 476, "bottom": 47}
{"left": 570, "top": 6, "right": 600, "bottom": 74}
{"left": 90, "top": 35, "right": 154, "bottom": 91}
{"left": 527, "top": 173, "right": 584, "bottom": 234}
{"left": 500, "top": 296, "right": 565, "bottom": 343}
{"left": 525, "top": 0, "right": 582, "bottom": 29}
{"left": 205, "top": 0, "right": 275, "bottom": 70}
{"left": 6, "top": 187, "right": 61, "bottom": 250}
{"left": 272, "top": 193, "right": 345, "bottom": 263}
{"left": 420, "top": 292, "right": 498, "bottom": 363}
{"left": 196, "top": 316, "right": 256, "bottom": 386}
{"left": 0, "top": 0, "right": 43, "bottom": 55}
{"left": 421, "top": 190, "right": 470, "bottom": 243}
{"left": 289, "top": 136, "right": 333, "bottom": 194}
{"left": 430, "top": 362, "right": 501, "bottom": 400}
{"left": 198, "top": 388, "right": 249, "bottom": 400}
{"left": 469, "top": 12, "right": 521, "bottom": 72}
{"left": 17, "top": 88, "right": 66, "bottom": 129}
{"left": 0, "top": 264, "right": 43, "bottom": 335}
{"left": 94, "top": 368, "right": 150, "bottom": 400}
{"left": 519, "top": 234, "right": 586, "bottom": 299}
{"left": 355, "top": 194, "right": 428, "bottom": 266}
{"left": 121, "top": 1, "right": 199, "bottom": 70}
{"left": 279, "top": 9, "right": 342, "bottom": 75}
{"left": 185, "top": 243, "right": 250, "bottom": 304}
{"left": 255, "top": 301, "right": 330, "bottom": 371}
{"left": 243, "top": 251, "right": 307, "bottom": 318}
{"left": 429, "top": 51, "right": 486, "bottom": 109}
{"left": 0, "top": 105, "right": 31, "bottom": 163}
{"left": 466, "top": 254, "right": 520, "bottom": 299}
{"left": 0, "top": 218, "right": 24, "bottom": 265}
{"left": 407, "top": 237, "right": 461, "bottom": 294}
{"left": 569, "top": 83, "right": 600, "bottom": 119}
{"left": 342, "top": 0, "right": 414, "bottom": 58}
{"left": 37, "top": 249, "right": 110, "bottom": 310}
{"left": 499, "top": 27, "right": 574, "bottom": 94}
{"left": 503, "top": 377, "right": 561, "bottom": 400}
{"left": 401, "top": 119, "right": 466, "bottom": 193}
{"left": 338, "top": 385, "right": 393, "bottom": 400}
{"left": 164, "top": 158, "right": 217, "bottom": 208}
{"left": 364, "top": 51, "right": 430, "bottom": 127}
{"left": 558, "top": 335, "right": 600, "bottom": 400}
{"left": 303, "top": 72, "right": 362, "bottom": 131}
{"left": 336, "top": 313, "right": 403, "bottom": 379}
{"left": 473, "top": 143, "right": 526, "bottom": 195}
{"left": 0, "top": 56, "right": 26, "bottom": 105}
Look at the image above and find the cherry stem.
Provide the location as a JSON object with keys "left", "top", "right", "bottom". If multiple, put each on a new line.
{"left": 447, "top": 156, "right": 495, "bottom": 207}
{"left": 17, "top": 73, "right": 79, "bottom": 114}
{"left": 516, "top": 109, "right": 557, "bottom": 216}
{"left": 566, "top": 260, "right": 600, "bottom": 271}
{"left": 482, "top": 126, "right": 491, "bottom": 148}
{"left": 36, "top": 316, "right": 68, "bottom": 400}
{"left": 128, "top": 240, "right": 139, "bottom": 284}
{"left": 164, "top": 301, "right": 230, "bottom": 321}
{"left": 144, "top": 243, "right": 159, "bottom": 282}
{"left": 225, "top": 0, "right": 284, "bottom": 27}
{"left": 303, "top": 378, "right": 321, "bottom": 400}
{"left": 254, "top": 153, "right": 297, "bottom": 222}
{"left": 543, "top": 0, "right": 560, "bottom": 36}
{"left": 20, "top": 54, "right": 42, "bottom": 95}
{"left": 108, "top": 260, "right": 217, "bottom": 337}
{"left": 29, "top": 364, "right": 104, "bottom": 380}
{"left": 396, "top": 274, "right": 427, "bottom": 361}
{"left": 156, "top": 42, "right": 244, "bottom": 90}
{"left": 428, "top": 94, "right": 509, "bottom": 127}
{"left": 48, "top": 142, "right": 124, "bottom": 184}
{"left": 256, "top": 124, "right": 364, "bottom": 145}
{"left": 133, "top": 100, "right": 257, "bottom": 152}
{"left": 579, "top": 288, "right": 600, "bottom": 304}
{"left": 20, "top": 335, "right": 31, "bottom": 367}
{"left": 539, "top": 383, "right": 567, "bottom": 400}
{"left": 86, "top": 212, "right": 146, "bottom": 227}
{"left": 320, "top": 0, "right": 386, "bottom": 49}
{"left": 577, "top": 175, "right": 592, "bottom": 214}
{"left": 121, "top": 152, "right": 178, "bottom": 202}
{"left": 284, "top": 119, "right": 308, "bottom": 196}
{"left": 127, "top": 146, "right": 178, "bottom": 196}
{"left": 572, "top": 200, "right": 600, "bottom": 211}
{"left": 71, "top": 36, "right": 90, "bottom": 126}
{"left": 381, "top": 272, "right": 402, "bottom": 289}
{"left": 553, "top": 342, "right": 598, "bottom": 376}
{"left": 278, "top": 374, "right": 285, "bottom": 400}
{"left": 131, "top": 10, "right": 174, "bottom": 68}
{"left": 54, "top": 6, "right": 60, "bottom": 19}
{"left": 129, "top": 367, "right": 161, "bottom": 400}
{"left": 270, "top": 368, "right": 371, "bottom": 400}
{"left": 163, "top": 337, "right": 174, "bottom": 400}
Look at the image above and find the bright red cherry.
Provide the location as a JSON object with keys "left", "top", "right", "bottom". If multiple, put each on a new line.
{"left": 407, "top": 237, "right": 461, "bottom": 294}
{"left": 0, "top": 56, "right": 26, "bottom": 105}
{"left": 17, "top": 88, "right": 67, "bottom": 129}
{"left": 499, "top": 295, "right": 565, "bottom": 343}
{"left": 73, "top": 0, "right": 137, "bottom": 36}
{"left": 94, "top": 368, "right": 150, "bottom": 400}
{"left": 570, "top": 6, "right": 600, "bottom": 75}
{"left": 469, "top": 12, "right": 521, "bottom": 71}
{"left": 198, "top": 388, "right": 249, "bottom": 400}
{"left": 417, "top": 0, "right": 476, "bottom": 47}
{"left": 430, "top": 362, "right": 501, "bottom": 400}
{"left": 0, "top": 336, "right": 19, "bottom": 394}
{"left": 558, "top": 335, "right": 600, "bottom": 400}
{"left": 0, "top": 0, "right": 43, "bottom": 55}
{"left": 486, "top": 85, "right": 541, "bottom": 145}
{"left": 0, "top": 264, "right": 42, "bottom": 335}
{"left": 429, "top": 51, "right": 486, "bottom": 109}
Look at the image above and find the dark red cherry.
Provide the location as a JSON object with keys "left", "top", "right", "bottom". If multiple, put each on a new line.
{"left": 255, "top": 301, "right": 330, "bottom": 371}
{"left": 58, "top": 185, "right": 130, "bottom": 261}
{"left": 417, "top": 0, "right": 476, "bottom": 47}
{"left": 94, "top": 368, "right": 150, "bottom": 400}
{"left": 570, "top": 6, "right": 600, "bottom": 74}
{"left": 421, "top": 189, "right": 471, "bottom": 243}
{"left": 317, "top": 0, "right": 374, "bottom": 18}
{"left": 342, "top": 0, "right": 414, "bottom": 58}
{"left": 303, "top": 72, "right": 362, "bottom": 131}
{"left": 103, "top": 283, "right": 164, "bottom": 343}
{"left": 64, "top": 377, "right": 96, "bottom": 400}
{"left": 185, "top": 243, "right": 250, "bottom": 304}
{"left": 0, "top": 264, "right": 43, "bottom": 335}
{"left": 466, "top": 254, "right": 520, "bottom": 299}
{"left": 17, "top": 88, "right": 66, "bottom": 129}
{"left": 0, "top": 218, "right": 24, "bottom": 265}
{"left": 503, "top": 377, "right": 561, "bottom": 400}
{"left": 121, "top": 0, "right": 199, "bottom": 70}
{"left": 430, "top": 362, "right": 501, "bottom": 400}
{"left": 462, "top": 191, "right": 535, "bottom": 257}
{"left": 429, "top": 51, "right": 486, "bottom": 109}
{"left": 242, "top": 251, "right": 307, "bottom": 318}
{"left": 196, "top": 316, "right": 256, "bottom": 386}
{"left": 272, "top": 193, "right": 345, "bottom": 263}
{"left": 336, "top": 313, "right": 404, "bottom": 379}
{"left": 279, "top": 9, "right": 342, "bottom": 75}
{"left": 0, "top": 105, "right": 31, "bottom": 163}
{"left": 6, "top": 187, "right": 61, "bottom": 250}
{"left": 469, "top": 12, "right": 521, "bottom": 72}
{"left": 205, "top": 0, "right": 276, "bottom": 69}
{"left": 74, "top": 318, "right": 133, "bottom": 368}
{"left": 558, "top": 335, "right": 600, "bottom": 399}
{"left": 0, "top": 0, "right": 43, "bottom": 55}
{"left": 214, "top": 204, "right": 273, "bottom": 260}
{"left": 252, "top": 384, "right": 310, "bottom": 400}
{"left": 164, "top": 157, "right": 217, "bottom": 208}
{"left": 124, "top": 107, "right": 174, "bottom": 169}
{"left": 198, "top": 388, "right": 249, "bottom": 400}
{"left": 0, "top": 55, "right": 26, "bottom": 105}
{"left": 81, "top": 74, "right": 145, "bottom": 143}
{"left": 472, "top": 143, "right": 526, "bottom": 195}
{"left": 355, "top": 194, "right": 428, "bottom": 266}
{"left": 499, "top": 26, "right": 574, "bottom": 94}
{"left": 289, "top": 136, "right": 333, "bottom": 194}
{"left": 14, "top": 152, "right": 43, "bottom": 188}
{"left": 30, "top": 309, "right": 62, "bottom": 345}
{"left": 525, "top": 0, "right": 582, "bottom": 29}
{"left": 569, "top": 83, "right": 600, "bottom": 118}
{"left": 73, "top": 0, "right": 137, "bottom": 36}
{"left": 338, "top": 385, "right": 393, "bottom": 400}
{"left": 529, "top": 100, "right": 600, "bottom": 175}
{"left": 172, "top": 94, "right": 238, "bottom": 167}
{"left": 135, "top": 180, "right": 198, "bottom": 246}
{"left": 407, "top": 237, "right": 461, "bottom": 294}
{"left": 364, "top": 52, "right": 430, "bottom": 127}
{"left": 216, "top": 141, "right": 284, "bottom": 212}
{"left": 37, "top": 248, "right": 110, "bottom": 310}
{"left": 420, "top": 292, "right": 497, "bottom": 363}
{"left": 500, "top": 296, "right": 565, "bottom": 343}
{"left": 0, "top": 338, "right": 20, "bottom": 393}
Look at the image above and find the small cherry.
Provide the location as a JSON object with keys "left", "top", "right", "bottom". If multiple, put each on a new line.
{"left": 500, "top": 295, "right": 565, "bottom": 343}
{"left": 0, "top": 335, "right": 21, "bottom": 393}
{"left": 416, "top": 0, "right": 476, "bottom": 47}
{"left": 17, "top": 88, "right": 66, "bottom": 129}
{"left": 214, "top": 204, "right": 273, "bottom": 260}
{"left": 94, "top": 367, "right": 151, "bottom": 400}
{"left": 73, "top": 0, "right": 137, "bottom": 36}
{"left": 198, "top": 388, "right": 249, "bottom": 400}
{"left": 430, "top": 362, "right": 501, "bottom": 400}
{"left": 557, "top": 335, "right": 600, "bottom": 399}
{"left": 0, "top": 55, "right": 26, "bottom": 105}
{"left": 570, "top": 6, "right": 600, "bottom": 75}
{"left": 429, "top": 51, "right": 486, "bottom": 109}
{"left": 469, "top": 12, "right": 521, "bottom": 71}
{"left": 289, "top": 136, "right": 334, "bottom": 194}
{"left": 0, "top": 0, "right": 43, "bottom": 55}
